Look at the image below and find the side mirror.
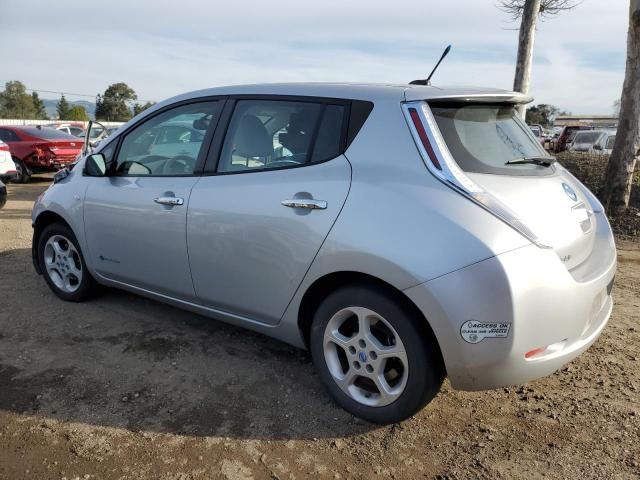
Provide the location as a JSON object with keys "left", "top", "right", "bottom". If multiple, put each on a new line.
{"left": 84, "top": 153, "right": 107, "bottom": 177}
{"left": 593, "top": 144, "right": 603, "bottom": 151}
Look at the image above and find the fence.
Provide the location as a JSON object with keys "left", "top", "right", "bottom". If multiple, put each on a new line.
{"left": 0, "top": 119, "right": 125, "bottom": 128}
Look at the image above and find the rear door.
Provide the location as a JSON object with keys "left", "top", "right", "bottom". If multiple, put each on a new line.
{"left": 83, "top": 99, "right": 223, "bottom": 299}
{"left": 188, "top": 97, "right": 352, "bottom": 324}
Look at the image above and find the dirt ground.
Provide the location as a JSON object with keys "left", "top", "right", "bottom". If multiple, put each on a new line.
{"left": 0, "top": 178, "right": 639, "bottom": 480}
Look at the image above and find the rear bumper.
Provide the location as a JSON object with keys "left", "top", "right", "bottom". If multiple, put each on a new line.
{"left": 28, "top": 154, "right": 78, "bottom": 171}
{"left": 405, "top": 226, "right": 616, "bottom": 391}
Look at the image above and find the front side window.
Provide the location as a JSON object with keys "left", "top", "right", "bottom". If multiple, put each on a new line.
{"left": 218, "top": 100, "right": 345, "bottom": 173}
{"left": 430, "top": 103, "right": 552, "bottom": 176}
{"left": 114, "top": 101, "right": 219, "bottom": 176}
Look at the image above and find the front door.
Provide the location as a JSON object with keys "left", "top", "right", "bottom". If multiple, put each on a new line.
{"left": 188, "top": 98, "right": 351, "bottom": 324}
{"left": 83, "top": 100, "right": 222, "bottom": 299}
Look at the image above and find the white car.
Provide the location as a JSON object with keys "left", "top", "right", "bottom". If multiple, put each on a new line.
{"left": 0, "top": 140, "right": 17, "bottom": 182}
{"left": 52, "top": 123, "right": 86, "bottom": 137}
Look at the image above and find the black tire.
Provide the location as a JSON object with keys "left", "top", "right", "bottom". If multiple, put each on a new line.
{"left": 13, "top": 157, "right": 31, "bottom": 183}
{"left": 310, "top": 285, "right": 445, "bottom": 424}
{"left": 37, "top": 222, "right": 98, "bottom": 302}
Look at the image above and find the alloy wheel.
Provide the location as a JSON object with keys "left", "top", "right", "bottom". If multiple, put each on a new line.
{"left": 323, "top": 306, "right": 408, "bottom": 407}
{"left": 43, "top": 235, "right": 83, "bottom": 293}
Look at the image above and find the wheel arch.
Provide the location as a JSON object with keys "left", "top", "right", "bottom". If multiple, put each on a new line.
{"left": 297, "top": 271, "right": 444, "bottom": 368}
{"left": 32, "top": 210, "right": 74, "bottom": 274}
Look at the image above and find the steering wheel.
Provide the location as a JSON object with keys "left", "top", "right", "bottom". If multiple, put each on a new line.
{"left": 163, "top": 155, "right": 196, "bottom": 175}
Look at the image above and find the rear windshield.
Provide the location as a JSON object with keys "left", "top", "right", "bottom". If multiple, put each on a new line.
{"left": 22, "top": 127, "right": 79, "bottom": 140}
{"left": 573, "top": 131, "right": 602, "bottom": 144}
{"left": 430, "top": 103, "right": 552, "bottom": 176}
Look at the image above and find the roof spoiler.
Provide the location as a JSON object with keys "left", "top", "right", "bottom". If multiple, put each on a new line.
{"left": 410, "top": 92, "right": 534, "bottom": 105}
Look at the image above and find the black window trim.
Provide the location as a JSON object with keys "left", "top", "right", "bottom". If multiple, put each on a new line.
{"left": 89, "top": 93, "right": 374, "bottom": 178}
{"left": 90, "top": 96, "right": 228, "bottom": 178}
{"left": 202, "top": 94, "right": 357, "bottom": 176}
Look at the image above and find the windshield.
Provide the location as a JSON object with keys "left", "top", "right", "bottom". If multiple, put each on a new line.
{"left": 22, "top": 127, "right": 79, "bottom": 140}
{"left": 573, "top": 132, "right": 602, "bottom": 144}
{"left": 430, "top": 103, "right": 552, "bottom": 176}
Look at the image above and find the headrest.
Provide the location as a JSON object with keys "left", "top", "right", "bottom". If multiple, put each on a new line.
{"left": 234, "top": 115, "right": 272, "bottom": 158}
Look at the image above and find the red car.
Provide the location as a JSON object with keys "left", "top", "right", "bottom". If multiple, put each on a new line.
{"left": 0, "top": 126, "right": 84, "bottom": 183}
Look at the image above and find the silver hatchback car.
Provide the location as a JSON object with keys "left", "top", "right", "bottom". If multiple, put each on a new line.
{"left": 32, "top": 83, "right": 616, "bottom": 424}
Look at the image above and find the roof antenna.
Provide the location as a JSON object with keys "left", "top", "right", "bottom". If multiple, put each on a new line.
{"left": 410, "top": 44, "right": 452, "bottom": 86}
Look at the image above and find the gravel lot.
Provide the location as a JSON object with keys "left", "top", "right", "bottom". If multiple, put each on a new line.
{"left": 0, "top": 178, "right": 639, "bottom": 480}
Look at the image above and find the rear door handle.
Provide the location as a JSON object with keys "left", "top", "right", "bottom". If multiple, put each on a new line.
{"left": 154, "top": 196, "right": 184, "bottom": 206}
{"left": 281, "top": 199, "right": 327, "bottom": 210}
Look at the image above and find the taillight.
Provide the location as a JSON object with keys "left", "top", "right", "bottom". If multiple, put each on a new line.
{"left": 0, "top": 144, "right": 9, "bottom": 152}
{"left": 403, "top": 101, "right": 550, "bottom": 249}
{"left": 408, "top": 107, "right": 441, "bottom": 170}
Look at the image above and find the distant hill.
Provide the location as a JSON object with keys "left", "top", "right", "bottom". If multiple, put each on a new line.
{"left": 42, "top": 99, "right": 96, "bottom": 119}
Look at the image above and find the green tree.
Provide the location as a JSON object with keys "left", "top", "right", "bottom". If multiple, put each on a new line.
{"left": 95, "top": 82, "right": 137, "bottom": 121}
{"left": 66, "top": 105, "right": 89, "bottom": 121}
{"left": 133, "top": 101, "right": 156, "bottom": 116}
{"left": 525, "top": 104, "right": 564, "bottom": 127}
{"left": 0, "top": 81, "right": 37, "bottom": 119}
{"left": 56, "top": 94, "right": 71, "bottom": 120}
{"left": 31, "top": 92, "right": 48, "bottom": 119}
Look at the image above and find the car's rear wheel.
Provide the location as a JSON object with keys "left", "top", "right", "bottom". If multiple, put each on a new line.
{"left": 13, "top": 157, "right": 31, "bottom": 183}
{"left": 37, "top": 223, "right": 97, "bottom": 301}
{"left": 309, "top": 285, "right": 444, "bottom": 424}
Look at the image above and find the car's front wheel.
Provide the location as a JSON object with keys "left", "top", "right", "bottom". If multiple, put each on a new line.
{"left": 310, "top": 285, "right": 445, "bottom": 424}
{"left": 37, "top": 223, "right": 97, "bottom": 301}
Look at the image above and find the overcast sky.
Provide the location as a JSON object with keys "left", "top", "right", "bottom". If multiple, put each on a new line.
{"left": 0, "top": 1, "right": 628, "bottom": 114}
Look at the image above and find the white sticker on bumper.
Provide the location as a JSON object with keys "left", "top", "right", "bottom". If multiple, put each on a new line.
{"left": 460, "top": 320, "right": 511, "bottom": 344}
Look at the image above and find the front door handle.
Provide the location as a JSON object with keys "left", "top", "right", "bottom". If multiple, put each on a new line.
{"left": 281, "top": 199, "right": 327, "bottom": 210}
{"left": 154, "top": 196, "right": 184, "bottom": 206}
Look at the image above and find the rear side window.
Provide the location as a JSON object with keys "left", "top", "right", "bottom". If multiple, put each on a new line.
{"left": 218, "top": 100, "right": 345, "bottom": 173}
{"left": 430, "top": 103, "right": 552, "bottom": 176}
{"left": 0, "top": 129, "right": 20, "bottom": 142}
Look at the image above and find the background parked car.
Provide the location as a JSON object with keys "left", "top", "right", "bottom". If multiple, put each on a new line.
{"left": 593, "top": 130, "right": 616, "bottom": 155}
{"left": 569, "top": 130, "right": 616, "bottom": 154}
{"left": 554, "top": 125, "right": 594, "bottom": 153}
{"left": 0, "top": 126, "right": 83, "bottom": 183}
{"left": 50, "top": 123, "right": 86, "bottom": 137}
{"left": 528, "top": 124, "right": 554, "bottom": 150}
{"left": 0, "top": 140, "right": 17, "bottom": 182}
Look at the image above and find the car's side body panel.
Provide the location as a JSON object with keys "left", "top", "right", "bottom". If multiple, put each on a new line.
{"left": 83, "top": 176, "right": 201, "bottom": 299}
{"left": 188, "top": 155, "right": 352, "bottom": 325}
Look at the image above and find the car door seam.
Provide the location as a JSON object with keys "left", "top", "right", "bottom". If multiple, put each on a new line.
{"left": 277, "top": 154, "right": 354, "bottom": 324}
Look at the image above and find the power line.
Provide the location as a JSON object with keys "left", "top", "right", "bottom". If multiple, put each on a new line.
{"left": 25, "top": 87, "right": 97, "bottom": 99}
{"left": 0, "top": 81, "right": 155, "bottom": 104}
